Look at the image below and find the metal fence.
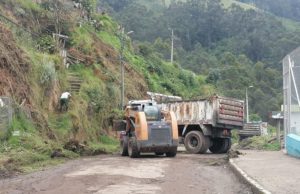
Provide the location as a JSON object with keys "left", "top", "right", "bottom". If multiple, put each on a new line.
{"left": 283, "top": 48, "right": 300, "bottom": 142}
{"left": 0, "top": 97, "right": 13, "bottom": 135}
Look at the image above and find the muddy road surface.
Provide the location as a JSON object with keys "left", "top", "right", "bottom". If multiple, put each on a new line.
{"left": 0, "top": 153, "right": 252, "bottom": 194}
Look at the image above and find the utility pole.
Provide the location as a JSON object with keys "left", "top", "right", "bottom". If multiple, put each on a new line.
{"left": 120, "top": 28, "right": 125, "bottom": 110}
{"left": 171, "top": 29, "right": 174, "bottom": 65}
{"left": 246, "top": 85, "right": 254, "bottom": 123}
{"left": 119, "top": 27, "right": 134, "bottom": 110}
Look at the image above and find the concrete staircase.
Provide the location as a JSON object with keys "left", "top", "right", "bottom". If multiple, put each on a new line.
{"left": 67, "top": 73, "right": 83, "bottom": 94}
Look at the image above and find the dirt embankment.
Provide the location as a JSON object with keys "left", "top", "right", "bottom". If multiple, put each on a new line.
{"left": 0, "top": 24, "right": 31, "bottom": 105}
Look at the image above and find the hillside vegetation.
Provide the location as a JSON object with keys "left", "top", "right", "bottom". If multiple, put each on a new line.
{"left": 98, "top": 0, "right": 300, "bottom": 121}
{"left": 0, "top": 0, "right": 214, "bottom": 175}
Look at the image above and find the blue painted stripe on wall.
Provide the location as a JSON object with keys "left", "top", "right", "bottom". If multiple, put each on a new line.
{"left": 287, "top": 134, "right": 300, "bottom": 158}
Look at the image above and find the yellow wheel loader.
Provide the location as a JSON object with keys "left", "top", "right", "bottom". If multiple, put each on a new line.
{"left": 119, "top": 100, "right": 179, "bottom": 158}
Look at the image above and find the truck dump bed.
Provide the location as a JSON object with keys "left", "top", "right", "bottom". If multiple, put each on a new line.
{"left": 238, "top": 122, "right": 268, "bottom": 138}
{"left": 160, "top": 96, "right": 244, "bottom": 129}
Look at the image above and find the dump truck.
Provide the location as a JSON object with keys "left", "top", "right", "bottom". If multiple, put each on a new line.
{"left": 160, "top": 96, "right": 244, "bottom": 154}
{"left": 238, "top": 122, "right": 268, "bottom": 140}
{"left": 118, "top": 100, "right": 179, "bottom": 158}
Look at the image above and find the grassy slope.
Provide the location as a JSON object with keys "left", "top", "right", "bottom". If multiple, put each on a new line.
{"left": 0, "top": 1, "right": 120, "bottom": 174}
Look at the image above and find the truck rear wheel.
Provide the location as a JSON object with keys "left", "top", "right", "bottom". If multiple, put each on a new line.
{"left": 209, "top": 138, "right": 231, "bottom": 154}
{"left": 166, "top": 147, "right": 177, "bottom": 157}
{"left": 120, "top": 136, "right": 129, "bottom": 156}
{"left": 221, "top": 138, "right": 231, "bottom": 153}
{"left": 128, "top": 137, "right": 140, "bottom": 158}
{"left": 184, "top": 131, "right": 208, "bottom": 154}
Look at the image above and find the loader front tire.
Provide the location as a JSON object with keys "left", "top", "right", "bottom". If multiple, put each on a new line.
{"left": 128, "top": 137, "right": 140, "bottom": 158}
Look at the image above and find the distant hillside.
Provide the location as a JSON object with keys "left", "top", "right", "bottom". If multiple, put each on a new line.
{"left": 238, "top": 0, "right": 300, "bottom": 21}
{"left": 140, "top": 0, "right": 256, "bottom": 9}
{"left": 98, "top": 0, "right": 300, "bottom": 121}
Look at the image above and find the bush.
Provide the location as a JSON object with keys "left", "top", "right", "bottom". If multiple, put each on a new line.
{"left": 84, "top": 85, "right": 106, "bottom": 113}
{"left": 39, "top": 59, "right": 56, "bottom": 87}
{"left": 37, "top": 35, "right": 55, "bottom": 53}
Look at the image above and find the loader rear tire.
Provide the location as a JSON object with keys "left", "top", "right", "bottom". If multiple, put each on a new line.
{"left": 166, "top": 147, "right": 177, "bottom": 157}
{"left": 184, "top": 131, "right": 208, "bottom": 154}
{"left": 128, "top": 137, "right": 140, "bottom": 158}
{"left": 120, "top": 136, "right": 129, "bottom": 156}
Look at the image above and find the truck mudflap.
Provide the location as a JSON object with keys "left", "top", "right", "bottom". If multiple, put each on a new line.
{"left": 217, "top": 97, "right": 244, "bottom": 128}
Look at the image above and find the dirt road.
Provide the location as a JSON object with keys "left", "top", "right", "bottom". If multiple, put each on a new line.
{"left": 0, "top": 153, "right": 252, "bottom": 194}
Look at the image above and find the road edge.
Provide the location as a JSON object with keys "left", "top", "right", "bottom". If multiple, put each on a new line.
{"left": 229, "top": 159, "right": 271, "bottom": 194}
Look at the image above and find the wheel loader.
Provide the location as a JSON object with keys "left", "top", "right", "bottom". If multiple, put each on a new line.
{"left": 118, "top": 100, "right": 178, "bottom": 158}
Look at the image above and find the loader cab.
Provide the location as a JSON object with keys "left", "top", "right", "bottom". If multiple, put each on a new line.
{"left": 126, "top": 100, "right": 161, "bottom": 121}
{"left": 143, "top": 105, "right": 161, "bottom": 121}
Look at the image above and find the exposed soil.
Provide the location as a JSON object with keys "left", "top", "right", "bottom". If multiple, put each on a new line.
{"left": 0, "top": 153, "right": 252, "bottom": 194}
{"left": 0, "top": 24, "right": 31, "bottom": 105}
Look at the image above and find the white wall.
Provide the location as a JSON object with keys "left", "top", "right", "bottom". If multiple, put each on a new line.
{"left": 291, "top": 112, "right": 300, "bottom": 135}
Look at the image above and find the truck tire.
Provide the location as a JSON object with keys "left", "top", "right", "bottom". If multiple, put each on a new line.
{"left": 166, "top": 147, "right": 177, "bottom": 157}
{"left": 120, "top": 136, "right": 129, "bottom": 156}
{"left": 128, "top": 137, "right": 140, "bottom": 158}
{"left": 209, "top": 138, "right": 231, "bottom": 154}
{"left": 203, "top": 136, "right": 211, "bottom": 154}
{"left": 220, "top": 138, "right": 231, "bottom": 153}
{"left": 184, "top": 131, "right": 208, "bottom": 154}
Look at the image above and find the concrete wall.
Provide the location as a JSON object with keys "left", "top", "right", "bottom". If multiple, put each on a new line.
{"left": 291, "top": 112, "right": 300, "bottom": 135}
{"left": 286, "top": 134, "right": 300, "bottom": 158}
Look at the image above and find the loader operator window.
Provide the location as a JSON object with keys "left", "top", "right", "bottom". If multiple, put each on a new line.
{"left": 143, "top": 106, "right": 160, "bottom": 121}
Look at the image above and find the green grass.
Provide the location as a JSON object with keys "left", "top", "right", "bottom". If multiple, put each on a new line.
{"left": 71, "top": 25, "right": 95, "bottom": 54}
{"left": 15, "top": 0, "right": 43, "bottom": 12}
{"left": 49, "top": 114, "right": 72, "bottom": 139}
{"left": 99, "top": 135, "right": 119, "bottom": 145}
{"left": 97, "top": 30, "right": 122, "bottom": 50}
{"left": 239, "top": 136, "right": 281, "bottom": 151}
{"left": 88, "top": 141, "right": 119, "bottom": 154}
{"left": 0, "top": 109, "right": 80, "bottom": 174}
